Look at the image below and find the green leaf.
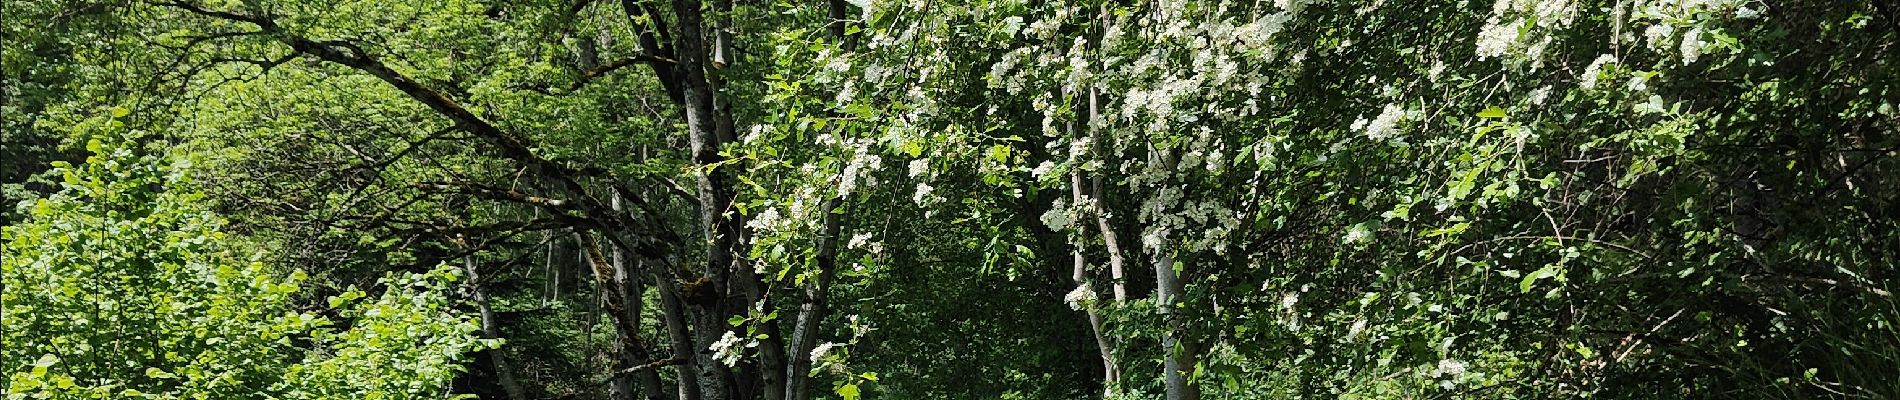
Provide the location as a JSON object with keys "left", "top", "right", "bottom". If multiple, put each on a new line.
{"left": 109, "top": 106, "right": 131, "bottom": 118}
{"left": 1476, "top": 106, "right": 1508, "bottom": 119}
{"left": 1520, "top": 265, "right": 1560, "bottom": 293}
{"left": 859, "top": 372, "right": 879, "bottom": 381}
{"left": 836, "top": 383, "right": 861, "bottom": 400}
{"left": 34, "top": 354, "right": 59, "bottom": 368}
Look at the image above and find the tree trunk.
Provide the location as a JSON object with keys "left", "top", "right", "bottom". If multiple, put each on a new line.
{"left": 738, "top": 232, "right": 788, "bottom": 400}
{"left": 1068, "top": 171, "right": 1121, "bottom": 389}
{"left": 1148, "top": 143, "right": 1197, "bottom": 400}
{"left": 784, "top": 4, "right": 859, "bottom": 399}
{"left": 785, "top": 199, "right": 842, "bottom": 400}
{"left": 655, "top": 268, "right": 705, "bottom": 400}
{"left": 463, "top": 255, "right": 529, "bottom": 400}
{"left": 578, "top": 233, "right": 670, "bottom": 400}
{"left": 667, "top": 0, "right": 744, "bottom": 397}
{"left": 613, "top": 194, "right": 671, "bottom": 400}
{"left": 1087, "top": 88, "right": 1128, "bottom": 303}
{"left": 1154, "top": 252, "right": 1199, "bottom": 400}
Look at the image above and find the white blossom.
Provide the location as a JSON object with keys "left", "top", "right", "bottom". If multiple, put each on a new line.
{"left": 1529, "top": 85, "right": 1552, "bottom": 105}
{"left": 1474, "top": 19, "right": 1520, "bottom": 59}
{"left": 822, "top": 54, "right": 849, "bottom": 76}
{"left": 743, "top": 124, "right": 768, "bottom": 144}
{"left": 834, "top": 82, "right": 858, "bottom": 106}
{"left": 1040, "top": 199, "right": 1074, "bottom": 231}
{"left": 989, "top": 49, "right": 1028, "bottom": 92}
{"left": 908, "top": 158, "right": 930, "bottom": 177}
{"left": 1359, "top": 104, "right": 1406, "bottom": 141}
{"left": 748, "top": 208, "right": 784, "bottom": 233}
{"left": 1580, "top": 54, "right": 1617, "bottom": 89}
{"left": 1531, "top": 0, "right": 1578, "bottom": 28}
{"left": 847, "top": 233, "right": 873, "bottom": 250}
{"left": 1491, "top": 0, "right": 1515, "bottom": 14}
{"left": 838, "top": 150, "right": 881, "bottom": 196}
{"left": 809, "top": 342, "right": 839, "bottom": 362}
{"left": 1434, "top": 358, "right": 1468, "bottom": 377}
{"left": 1344, "top": 223, "right": 1372, "bottom": 243}
{"left": 1063, "top": 284, "right": 1097, "bottom": 310}
{"left": 1644, "top": 24, "right": 1676, "bottom": 50}
{"left": 709, "top": 331, "right": 745, "bottom": 367}
{"left": 913, "top": 182, "right": 935, "bottom": 205}
{"left": 1068, "top": 137, "right": 1092, "bottom": 158}
{"left": 1526, "top": 38, "right": 1552, "bottom": 68}
{"left": 1031, "top": 160, "right": 1057, "bottom": 180}
{"left": 1141, "top": 227, "right": 1171, "bottom": 252}
{"left": 1680, "top": 27, "right": 1706, "bottom": 64}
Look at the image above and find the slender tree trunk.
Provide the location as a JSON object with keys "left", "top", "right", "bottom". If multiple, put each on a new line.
{"left": 1068, "top": 171, "right": 1121, "bottom": 389}
{"left": 614, "top": 194, "right": 671, "bottom": 400}
{"left": 656, "top": 269, "right": 705, "bottom": 400}
{"left": 1087, "top": 87, "right": 1128, "bottom": 303}
{"left": 578, "top": 233, "right": 670, "bottom": 400}
{"left": 785, "top": 199, "right": 842, "bottom": 400}
{"left": 826, "top": 0, "right": 857, "bottom": 50}
{"left": 737, "top": 229, "right": 788, "bottom": 400}
{"left": 784, "top": 5, "right": 858, "bottom": 399}
{"left": 1154, "top": 251, "right": 1199, "bottom": 400}
{"left": 714, "top": 28, "right": 787, "bottom": 396}
{"left": 463, "top": 255, "right": 529, "bottom": 400}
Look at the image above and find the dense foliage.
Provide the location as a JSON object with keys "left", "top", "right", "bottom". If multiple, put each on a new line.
{"left": 3, "top": 132, "right": 490, "bottom": 399}
{"left": 4, "top": 0, "right": 1897, "bottom": 399}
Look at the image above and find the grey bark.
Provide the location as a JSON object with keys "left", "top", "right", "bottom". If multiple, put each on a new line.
{"left": 655, "top": 270, "right": 705, "bottom": 400}
{"left": 783, "top": 4, "right": 859, "bottom": 399}
{"left": 1068, "top": 171, "right": 1121, "bottom": 388}
{"left": 463, "top": 255, "right": 528, "bottom": 400}
{"left": 1087, "top": 88, "right": 1129, "bottom": 303}
{"left": 785, "top": 199, "right": 842, "bottom": 400}
{"left": 1154, "top": 251, "right": 1200, "bottom": 400}
{"left": 664, "top": 0, "right": 742, "bottom": 397}
{"left": 612, "top": 194, "right": 670, "bottom": 400}
{"left": 577, "top": 233, "right": 670, "bottom": 400}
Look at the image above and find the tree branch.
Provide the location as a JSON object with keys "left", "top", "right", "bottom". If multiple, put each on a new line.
{"left": 414, "top": 182, "right": 574, "bottom": 209}
{"left": 609, "top": 357, "right": 688, "bottom": 379}
{"left": 151, "top": 0, "right": 677, "bottom": 259}
{"left": 567, "top": 54, "right": 678, "bottom": 91}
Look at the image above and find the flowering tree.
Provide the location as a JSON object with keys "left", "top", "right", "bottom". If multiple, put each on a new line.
{"left": 5, "top": 0, "right": 1897, "bottom": 398}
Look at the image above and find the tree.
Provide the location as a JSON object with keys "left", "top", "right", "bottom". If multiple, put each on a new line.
{"left": 6, "top": 0, "right": 1898, "bottom": 398}
{"left": 2, "top": 130, "right": 493, "bottom": 399}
